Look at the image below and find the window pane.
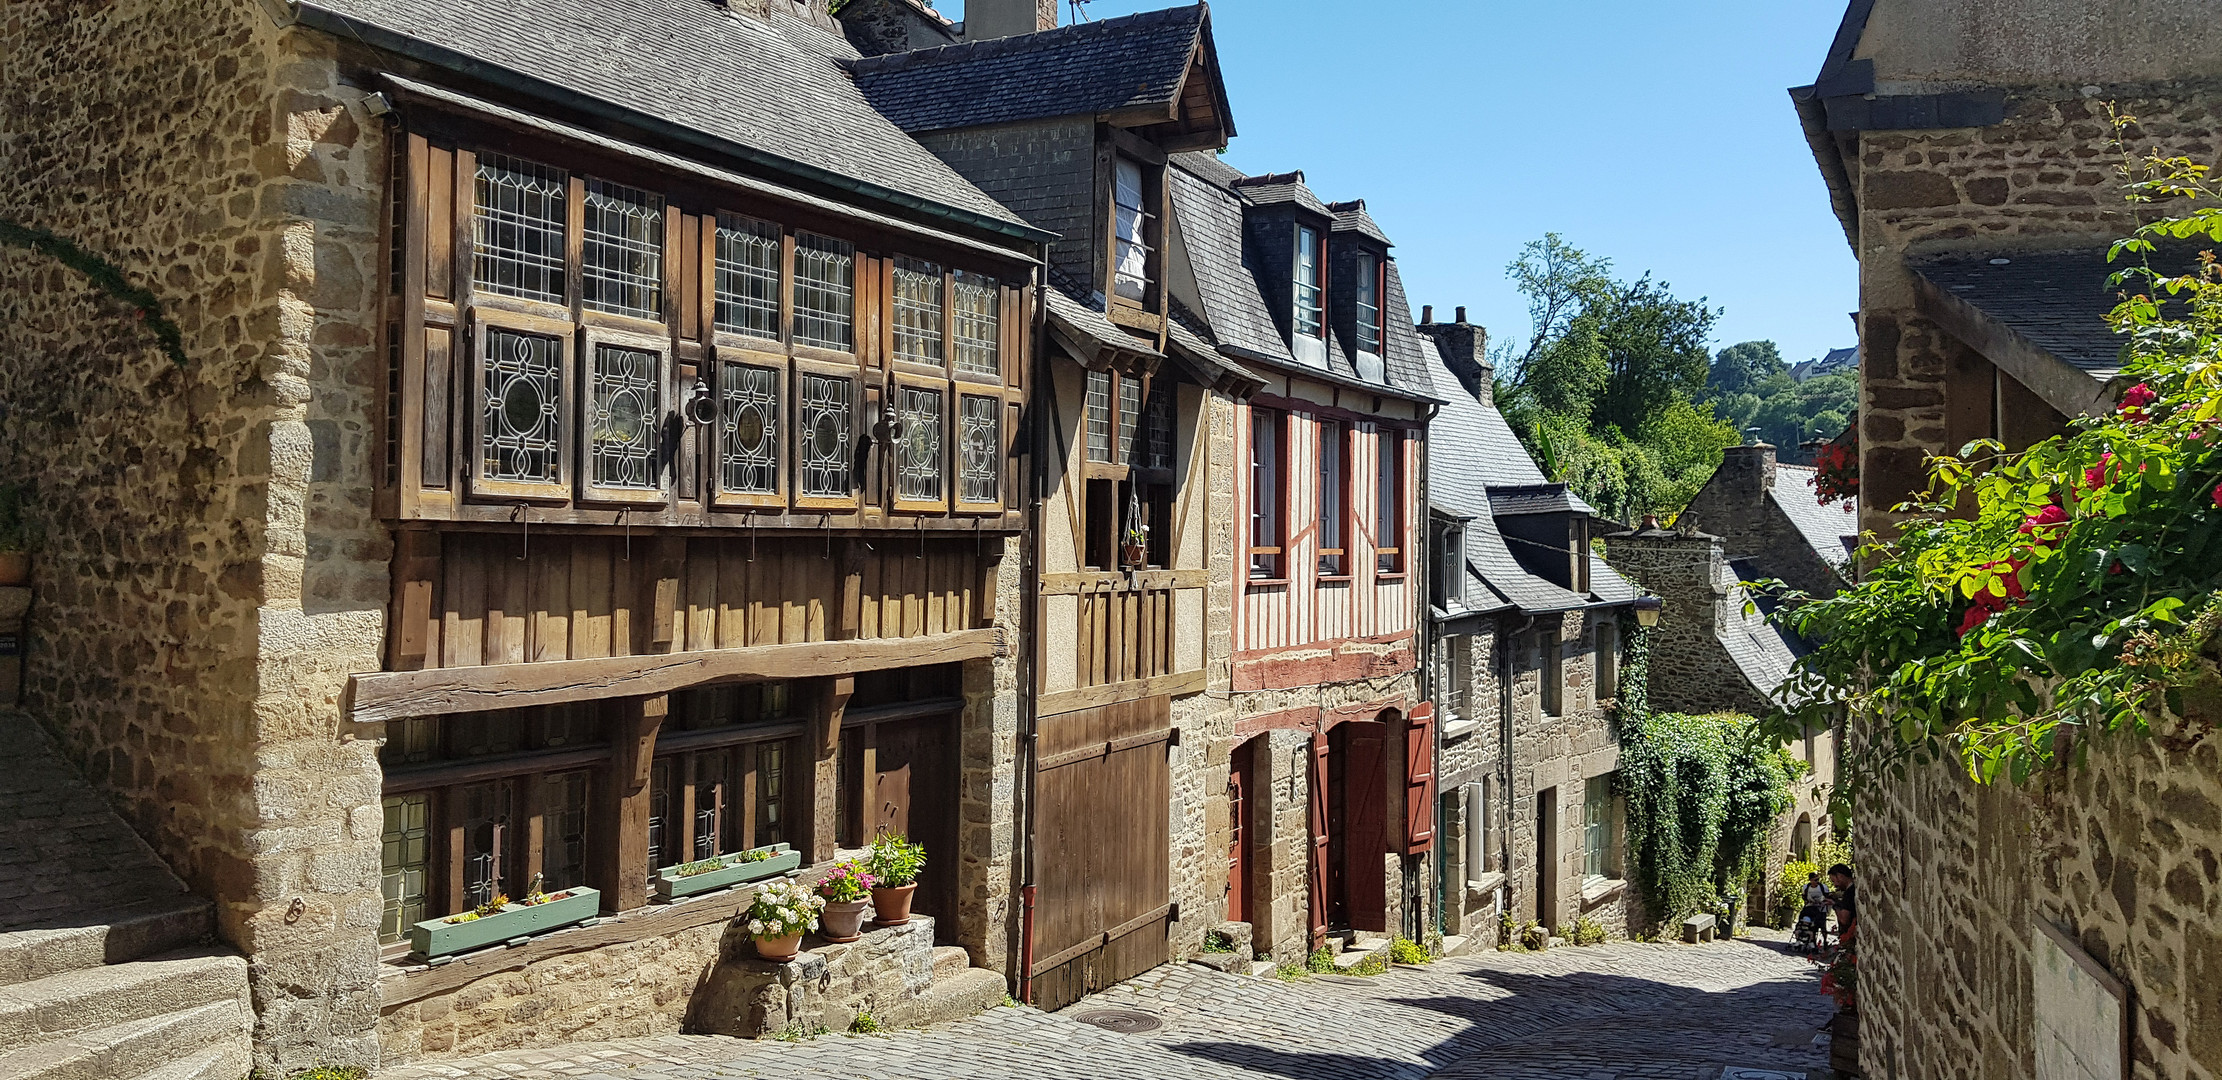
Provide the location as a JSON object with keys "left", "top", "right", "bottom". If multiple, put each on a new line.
{"left": 952, "top": 270, "right": 1001, "bottom": 377}
{"left": 756, "top": 741, "right": 788, "bottom": 848}
{"left": 1584, "top": 775, "right": 1612, "bottom": 879}
{"left": 1140, "top": 379, "right": 1175, "bottom": 472}
{"left": 589, "top": 343, "right": 661, "bottom": 490}
{"left": 481, "top": 328, "right": 563, "bottom": 485}
{"left": 1114, "top": 157, "right": 1151, "bottom": 302}
{"left": 719, "top": 362, "right": 779, "bottom": 495}
{"left": 542, "top": 771, "right": 590, "bottom": 891}
{"left": 458, "top": 781, "right": 513, "bottom": 911}
{"left": 581, "top": 178, "right": 663, "bottom": 320}
{"left": 714, "top": 213, "right": 781, "bottom": 340}
{"left": 1319, "top": 421, "right": 1344, "bottom": 574}
{"left": 1250, "top": 411, "right": 1281, "bottom": 575}
{"left": 1294, "top": 227, "right": 1323, "bottom": 339}
{"left": 896, "top": 385, "right": 945, "bottom": 502}
{"left": 379, "top": 793, "right": 430, "bottom": 944}
{"left": 1356, "top": 254, "right": 1382, "bottom": 355}
{"left": 793, "top": 233, "right": 855, "bottom": 351}
{"left": 798, "top": 373, "right": 854, "bottom": 498}
{"left": 1084, "top": 370, "right": 1113, "bottom": 463}
{"left": 694, "top": 751, "right": 731, "bottom": 860}
{"left": 647, "top": 760, "right": 674, "bottom": 873}
{"left": 472, "top": 153, "right": 567, "bottom": 304}
{"left": 1376, "top": 431, "right": 1400, "bottom": 570}
{"left": 892, "top": 257, "right": 945, "bottom": 364}
{"left": 1116, "top": 375, "right": 1143, "bottom": 463}
{"left": 960, "top": 395, "right": 1001, "bottom": 505}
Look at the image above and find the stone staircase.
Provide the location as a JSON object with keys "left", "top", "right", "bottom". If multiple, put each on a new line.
{"left": 0, "top": 719, "right": 252, "bottom": 1080}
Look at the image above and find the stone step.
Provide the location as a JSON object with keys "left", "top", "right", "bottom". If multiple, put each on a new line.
{"left": 1241, "top": 960, "right": 1278, "bottom": 978}
{"left": 0, "top": 950, "right": 247, "bottom": 1053}
{"left": 0, "top": 999, "right": 249, "bottom": 1080}
{"left": 0, "top": 897, "right": 213, "bottom": 990}
{"left": 890, "top": 967, "right": 1006, "bottom": 1029}
{"left": 930, "top": 946, "right": 970, "bottom": 983}
{"left": 129, "top": 1040, "right": 251, "bottom": 1080}
{"left": 1331, "top": 940, "right": 1391, "bottom": 971}
{"left": 1438, "top": 934, "right": 1471, "bottom": 958}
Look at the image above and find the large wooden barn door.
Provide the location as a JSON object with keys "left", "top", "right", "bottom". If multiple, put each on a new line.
{"left": 1029, "top": 696, "right": 1173, "bottom": 1010}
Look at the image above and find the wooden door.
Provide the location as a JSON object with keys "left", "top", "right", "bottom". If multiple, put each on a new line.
{"left": 870, "top": 715, "right": 958, "bottom": 942}
{"left": 1341, "top": 721, "right": 1389, "bottom": 933}
{"left": 1228, "top": 739, "right": 1252, "bottom": 925}
{"left": 1030, "top": 696, "right": 1173, "bottom": 1011}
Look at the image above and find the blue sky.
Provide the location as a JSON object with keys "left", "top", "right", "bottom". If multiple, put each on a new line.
{"left": 942, "top": 0, "right": 1859, "bottom": 368}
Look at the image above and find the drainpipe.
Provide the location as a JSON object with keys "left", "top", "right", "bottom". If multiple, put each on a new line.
{"left": 1014, "top": 262, "right": 1049, "bottom": 1004}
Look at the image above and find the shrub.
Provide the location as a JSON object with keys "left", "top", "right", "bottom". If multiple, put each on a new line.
{"left": 1305, "top": 946, "right": 1336, "bottom": 973}
{"left": 816, "top": 859, "right": 876, "bottom": 903}
{"left": 848, "top": 1012, "right": 882, "bottom": 1035}
{"left": 1569, "top": 915, "right": 1608, "bottom": 946}
{"left": 1388, "top": 937, "right": 1431, "bottom": 965}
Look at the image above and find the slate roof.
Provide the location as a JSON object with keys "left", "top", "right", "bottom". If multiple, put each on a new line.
{"left": 1168, "top": 162, "right": 1296, "bottom": 364}
{"left": 848, "top": 5, "right": 1208, "bottom": 133}
{"left": 1487, "top": 484, "right": 1598, "bottom": 517}
{"left": 297, "top": 0, "right": 1027, "bottom": 229}
{"left": 1770, "top": 464, "right": 1861, "bottom": 567}
{"left": 1790, "top": 345, "right": 1858, "bottom": 382}
{"left": 1327, "top": 200, "right": 1393, "bottom": 246}
{"left": 1723, "top": 559, "right": 1809, "bottom": 706}
{"left": 1466, "top": 504, "right": 1588, "bottom": 614}
{"left": 1379, "top": 262, "right": 1436, "bottom": 396}
{"left": 1231, "top": 172, "right": 1332, "bottom": 216}
{"left": 1042, "top": 279, "right": 1162, "bottom": 364}
{"left": 1589, "top": 557, "right": 1641, "bottom": 605}
{"left": 1908, "top": 249, "right": 2129, "bottom": 383}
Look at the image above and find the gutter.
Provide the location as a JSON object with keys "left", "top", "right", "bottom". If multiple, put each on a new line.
{"left": 290, "top": 3, "right": 1058, "bottom": 248}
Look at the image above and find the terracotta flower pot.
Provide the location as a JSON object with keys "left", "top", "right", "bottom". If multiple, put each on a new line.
{"left": 754, "top": 931, "right": 803, "bottom": 964}
{"left": 871, "top": 884, "right": 917, "bottom": 926}
{"left": 820, "top": 900, "right": 870, "bottom": 942}
{"left": 0, "top": 552, "right": 29, "bottom": 587}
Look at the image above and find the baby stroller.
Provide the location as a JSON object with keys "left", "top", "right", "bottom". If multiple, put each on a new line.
{"left": 1793, "top": 902, "right": 1834, "bottom": 953}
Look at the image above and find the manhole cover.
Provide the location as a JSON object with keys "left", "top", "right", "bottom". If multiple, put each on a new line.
{"left": 1314, "top": 974, "right": 1375, "bottom": 986}
{"left": 1075, "top": 1009, "right": 1163, "bottom": 1034}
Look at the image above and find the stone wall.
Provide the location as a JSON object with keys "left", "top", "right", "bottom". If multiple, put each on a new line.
{"left": 1438, "top": 629, "right": 1504, "bottom": 943}
{"left": 1609, "top": 529, "right": 1775, "bottom": 719}
{"left": 1853, "top": 690, "right": 2222, "bottom": 1080}
{"left": 1679, "top": 444, "right": 1847, "bottom": 602}
{"left": 1498, "top": 612, "right": 1634, "bottom": 939}
{"left": 1853, "top": 85, "right": 2221, "bottom": 537}
{"left": 957, "top": 546, "right": 1023, "bottom": 977}
{"left": 0, "top": 3, "right": 390, "bottom": 1071}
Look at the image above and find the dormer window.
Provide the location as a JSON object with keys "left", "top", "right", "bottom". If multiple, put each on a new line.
{"left": 1354, "top": 252, "right": 1383, "bottom": 357}
{"left": 1113, "top": 156, "right": 1157, "bottom": 305}
{"left": 1294, "top": 226, "right": 1325, "bottom": 340}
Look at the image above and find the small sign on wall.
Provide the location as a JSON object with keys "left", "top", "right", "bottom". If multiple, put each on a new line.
{"left": 2033, "top": 918, "right": 2131, "bottom": 1080}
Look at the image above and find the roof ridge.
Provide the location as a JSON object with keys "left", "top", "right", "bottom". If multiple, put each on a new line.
{"left": 845, "top": 3, "right": 1203, "bottom": 75}
{"left": 1325, "top": 198, "right": 1365, "bottom": 212}
{"left": 1230, "top": 170, "right": 1304, "bottom": 188}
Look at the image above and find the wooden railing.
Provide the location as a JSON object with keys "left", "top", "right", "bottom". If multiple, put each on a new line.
{"left": 1075, "top": 584, "right": 1177, "bottom": 689}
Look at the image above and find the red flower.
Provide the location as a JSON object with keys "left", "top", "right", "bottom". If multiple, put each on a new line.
{"left": 2119, "top": 383, "right": 2158, "bottom": 422}
{"left": 2020, "top": 504, "right": 2070, "bottom": 546}
{"left": 2085, "top": 452, "right": 2115, "bottom": 490}
{"left": 2212, "top": 482, "right": 2222, "bottom": 509}
{"left": 1958, "top": 606, "right": 1993, "bottom": 637}
{"left": 2110, "top": 561, "right": 2127, "bottom": 575}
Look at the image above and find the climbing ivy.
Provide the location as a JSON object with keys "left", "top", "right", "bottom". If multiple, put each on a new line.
{"left": 1617, "top": 711, "right": 1799, "bottom": 929}
{"left": 0, "top": 218, "right": 188, "bottom": 368}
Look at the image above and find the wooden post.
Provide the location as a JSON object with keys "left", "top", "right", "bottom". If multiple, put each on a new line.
{"left": 592, "top": 693, "right": 666, "bottom": 913}
{"left": 810, "top": 675, "right": 854, "bottom": 864}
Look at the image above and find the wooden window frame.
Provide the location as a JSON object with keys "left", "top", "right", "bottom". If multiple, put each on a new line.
{"left": 1293, "top": 225, "right": 1326, "bottom": 342}
{"left": 888, "top": 373, "right": 950, "bottom": 514}
{"left": 576, "top": 324, "right": 674, "bottom": 508}
{"left": 708, "top": 342, "right": 787, "bottom": 512}
{"left": 711, "top": 211, "right": 786, "bottom": 346}
{"left": 1353, "top": 251, "right": 1385, "bottom": 359}
{"left": 1540, "top": 628, "right": 1564, "bottom": 718}
{"left": 954, "top": 391, "right": 1008, "bottom": 516}
{"left": 950, "top": 269, "right": 1005, "bottom": 386}
{"left": 1317, "top": 419, "right": 1350, "bottom": 580}
{"left": 1248, "top": 406, "right": 1289, "bottom": 582}
{"left": 466, "top": 307, "right": 575, "bottom": 504}
{"left": 791, "top": 358, "right": 864, "bottom": 512}
{"left": 1375, "top": 428, "right": 1406, "bottom": 577}
{"left": 1107, "top": 149, "right": 1165, "bottom": 316}
{"left": 649, "top": 732, "right": 802, "bottom": 875}
{"left": 790, "top": 231, "right": 861, "bottom": 364}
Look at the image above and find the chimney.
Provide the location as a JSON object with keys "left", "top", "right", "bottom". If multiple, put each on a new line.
{"left": 965, "top": 0, "right": 1057, "bottom": 39}
{"left": 1717, "top": 443, "right": 1777, "bottom": 505}
{"left": 1416, "top": 306, "right": 1492, "bottom": 406}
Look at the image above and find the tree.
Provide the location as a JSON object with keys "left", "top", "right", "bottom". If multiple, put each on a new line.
{"left": 1708, "top": 340, "right": 1786, "bottom": 398}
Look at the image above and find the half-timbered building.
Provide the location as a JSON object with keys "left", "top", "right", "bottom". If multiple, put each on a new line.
{"left": 842, "top": 0, "right": 1256, "bottom": 1008}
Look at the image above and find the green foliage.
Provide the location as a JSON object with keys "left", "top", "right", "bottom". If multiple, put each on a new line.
{"left": 260, "top": 1068, "right": 366, "bottom": 1080}
{"left": 1618, "top": 712, "right": 1799, "bottom": 930}
{"left": 1305, "top": 946, "right": 1336, "bottom": 973}
{"left": 1273, "top": 961, "right": 1310, "bottom": 981}
{"left": 1201, "top": 930, "right": 1234, "bottom": 953}
{"left": 1765, "top": 123, "right": 2222, "bottom": 797}
{"left": 1387, "top": 937, "right": 1432, "bottom": 965}
{"left": 1708, "top": 340, "right": 1786, "bottom": 398}
{"left": 1771, "top": 839, "right": 1852, "bottom": 926}
{"left": 866, "top": 833, "right": 927, "bottom": 888}
{"left": 1704, "top": 353, "right": 1858, "bottom": 466}
{"left": 772, "top": 1022, "right": 831, "bottom": 1042}
{"left": 848, "top": 1011, "right": 882, "bottom": 1035}
{"left": 1347, "top": 952, "right": 1388, "bottom": 976}
{"left": 1568, "top": 915, "right": 1609, "bottom": 946}
{"left": 1496, "top": 235, "right": 1733, "bottom": 520}
{"left": 0, "top": 218, "right": 188, "bottom": 367}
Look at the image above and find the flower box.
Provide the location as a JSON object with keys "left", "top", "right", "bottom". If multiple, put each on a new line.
{"left": 653, "top": 843, "right": 801, "bottom": 901}
{"left": 408, "top": 887, "right": 600, "bottom": 961}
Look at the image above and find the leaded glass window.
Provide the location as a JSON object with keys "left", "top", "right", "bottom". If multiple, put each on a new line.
{"left": 719, "top": 362, "right": 779, "bottom": 495}
{"left": 793, "top": 233, "right": 855, "bottom": 352}
{"left": 481, "top": 328, "right": 563, "bottom": 485}
{"left": 799, "top": 373, "right": 854, "bottom": 498}
{"left": 379, "top": 793, "right": 429, "bottom": 945}
{"left": 714, "top": 214, "right": 781, "bottom": 340}
{"left": 1084, "top": 370, "right": 1112, "bottom": 463}
{"left": 588, "top": 343, "right": 661, "bottom": 490}
{"left": 458, "top": 781, "right": 512, "bottom": 912}
{"left": 581, "top": 179, "right": 663, "bottom": 319}
{"left": 756, "top": 742, "right": 787, "bottom": 846}
{"left": 952, "top": 270, "right": 1000, "bottom": 378}
{"left": 892, "top": 257, "right": 945, "bottom": 364}
{"left": 473, "top": 154, "right": 567, "bottom": 303}
{"left": 960, "top": 395, "right": 1000, "bottom": 505}
{"left": 542, "top": 771, "right": 590, "bottom": 891}
{"left": 896, "top": 385, "right": 944, "bottom": 503}
{"left": 1140, "top": 379, "right": 1176, "bottom": 472}
{"left": 1116, "top": 375, "right": 1143, "bottom": 463}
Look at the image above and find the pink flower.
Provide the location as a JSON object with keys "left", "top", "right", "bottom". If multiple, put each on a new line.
{"left": 2212, "top": 482, "right": 2222, "bottom": 509}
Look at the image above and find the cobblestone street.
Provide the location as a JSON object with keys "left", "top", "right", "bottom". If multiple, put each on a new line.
{"left": 383, "top": 933, "right": 1832, "bottom": 1080}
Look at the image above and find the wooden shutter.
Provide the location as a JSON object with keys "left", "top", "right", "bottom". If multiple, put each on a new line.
{"left": 1307, "top": 732, "right": 1331, "bottom": 948}
{"left": 1345, "top": 724, "right": 1389, "bottom": 933}
{"left": 1403, "top": 703, "right": 1437, "bottom": 855}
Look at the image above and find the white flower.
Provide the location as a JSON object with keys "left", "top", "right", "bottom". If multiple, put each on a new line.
{"left": 748, "top": 919, "right": 764, "bottom": 935}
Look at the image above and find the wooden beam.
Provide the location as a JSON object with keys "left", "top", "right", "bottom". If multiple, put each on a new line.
{"left": 347, "top": 628, "right": 1005, "bottom": 724}
{"left": 1911, "top": 271, "right": 2113, "bottom": 419}
{"left": 590, "top": 694, "right": 664, "bottom": 914}
{"left": 1037, "top": 668, "right": 1207, "bottom": 720}
{"left": 809, "top": 675, "right": 852, "bottom": 864}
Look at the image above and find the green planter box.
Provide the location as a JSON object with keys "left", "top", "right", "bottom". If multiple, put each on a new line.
{"left": 409, "top": 887, "right": 601, "bottom": 960}
{"left": 653, "top": 844, "right": 801, "bottom": 901}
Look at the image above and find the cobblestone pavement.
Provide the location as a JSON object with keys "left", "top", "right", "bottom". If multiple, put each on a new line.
{"left": 382, "top": 933, "right": 1832, "bottom": 1080}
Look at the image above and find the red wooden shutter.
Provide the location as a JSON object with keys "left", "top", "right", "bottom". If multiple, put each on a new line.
{"left": 1307, "top": 732, "right": 1331, "bottom": 948}
{"left": 1403, "top": 703, "right": 1437, "bottom": 855}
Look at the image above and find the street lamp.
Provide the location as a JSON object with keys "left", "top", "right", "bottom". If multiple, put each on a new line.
{"left": 1632, "top": 595, "right": 1663, "bottom": 628}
